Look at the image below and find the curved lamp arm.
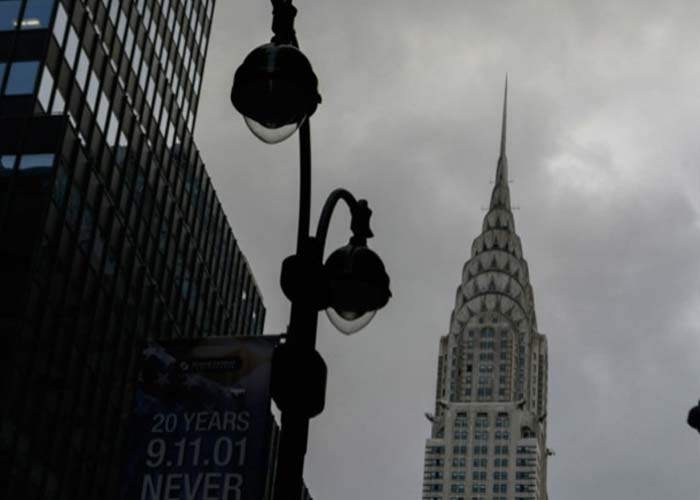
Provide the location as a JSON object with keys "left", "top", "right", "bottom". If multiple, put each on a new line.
{"left": 315, "top": 189, "right": 374, "bottom": 256}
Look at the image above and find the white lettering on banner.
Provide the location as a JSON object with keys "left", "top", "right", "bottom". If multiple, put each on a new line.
{"left": 237, "top": 412, "right": 249, "bottom": 432}
{"left": 141, "top": 474, "right": 161, "bottom": 500}
{"left": 202, "top": 472, "right": 220, "bottom": 500}
{"left": 164, "top": 473, "right": 181, "bottom": 499}
{"left": 140, "top": 472, "right": 243, "bottom": 500}
{"left": 183, "top": 412, "right": 196, "bottom": 430}
{"left": 145, "top": 436, "right": 247, "bottom": 468}
{"left": 150, "top": 411, "right": 251, "bottom": 433}
{"left": 223, "top": 411, "right": 236, "bottom": 431}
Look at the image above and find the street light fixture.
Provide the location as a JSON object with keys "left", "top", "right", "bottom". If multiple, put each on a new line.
{"left": 232, "top": 1, "right": 391, "bottom": 498}
{"left": 322, "top": 221, "right": 391, "bottom": 333}
{"left": 231, "top": 0, "right": 320, "bottom": 144}
{"left": 688, "top": 400, "right": 700, "bottom": 433}
{"left": 232, "top": 42, "right": 320, "bottom": 143}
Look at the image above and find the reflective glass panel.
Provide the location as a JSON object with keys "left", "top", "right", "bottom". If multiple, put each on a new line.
{"left": 0, "top": 154, "right": 17, "bottom": 175}
{"left": 76, "top": 49, "right": 89, "bottom": 89}
{"left": 21, "top": 0, "right": 55, "bottom": 30}
{"left": 108, "top": 0, "right": 119, "bottom": 23}
{"left": 86, "top": 71, "right": 99, "bottom": 109}
{"left": 37, "top": 67, "right": 54, "bottom": 110}
{"left": 19, "top": 153, "right": 55, "bottom": 171}
{"left": 50, "top": 167, "right": 67, "bottom": 205}
{"left": 106, "top": 112, "right": 119, "bottom": 145}
{"left": 65, "top": 28, "right": 79, "bottom": 66}
{"left": 96, "top": 92, "right": 108, "bottom": 129}
{"left": 0, "top": 1, "right": 21, "bottom": 32}
{"left": 51, "top": 89, "right": 65, "bottom": 113}
{"left": 52, "top": 3, "right": 67, "bottom": 41}
{"left": 116, "top": 12, "right": 126, "bottom": 39}
{"left": 4, "top": 61, "right": 40, "bottom": 95}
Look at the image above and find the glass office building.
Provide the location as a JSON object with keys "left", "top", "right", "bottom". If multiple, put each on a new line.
{"left": 0, "top": 1, "right": 266, "bottom": 498}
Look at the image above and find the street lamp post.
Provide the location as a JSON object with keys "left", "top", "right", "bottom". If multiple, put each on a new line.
{"left": 231, "top": 1, "right": 392, "bottom": 498}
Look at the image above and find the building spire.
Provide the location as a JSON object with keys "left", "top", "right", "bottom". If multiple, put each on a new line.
{"left": 500, "top": 74, "right": 508, "bottom": 159}
{"left": 490, "top": 76, "right": 510, "bottom": 209}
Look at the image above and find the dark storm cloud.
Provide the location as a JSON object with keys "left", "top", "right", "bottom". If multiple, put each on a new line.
{"left": 195, "top": 1, "right": 700, "bottom": 499}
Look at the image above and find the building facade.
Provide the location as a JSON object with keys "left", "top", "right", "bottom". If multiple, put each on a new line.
{"left": 0, "top": 1, "right": 267, "bottom": 498}
{"left": 422, "top": 85, "right": 550, "bottom": 500}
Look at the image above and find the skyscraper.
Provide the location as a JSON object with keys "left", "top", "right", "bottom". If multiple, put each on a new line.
{"left": 422, "top": 83, "right": 549, "bottom": 500}
{"left": 0, "top": 1, "right": 267, "bottom": 498}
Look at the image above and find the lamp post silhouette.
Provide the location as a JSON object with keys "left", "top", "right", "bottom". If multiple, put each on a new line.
{"left": 231, "top": 1, "right": 392, "bottom": 498}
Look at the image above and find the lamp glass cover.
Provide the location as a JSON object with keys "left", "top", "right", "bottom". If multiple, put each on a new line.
{"left": 244, "top": 116, "right": 300, "bottom": 144}
{"left": 326, "top": 307, "right": 376, "bottom": 335}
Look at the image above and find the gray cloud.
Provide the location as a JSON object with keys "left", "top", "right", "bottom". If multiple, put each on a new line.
{"left": 196, "top": 1, "right": 700, "bottom": 499}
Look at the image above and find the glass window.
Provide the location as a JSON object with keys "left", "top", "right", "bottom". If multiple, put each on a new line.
{"left": 65, "top": 28, "right": 79, "bottom": 66}
{"left": 52, "top": 3, "right": 67, "bottom": 42}
{"left": 125, "top": 27, "right": 134, "bottom": 55}
{"left": 138, "top": 63, "right": 147, "bottom": 90}
{"left": 65, "top": 184, "right": 81, "bottom": 228}
{"left": 51, "top": 88, "right": 65, "bottom": 113}
{"left": 86, "top": 71, "right": 99, "bottom": 109}
{"left": 4, "top": 61, "right": 40, "bottom": 95}
{"left": 0, "top": 1, "right": 21, "bottom": 32}
{"left": 196, "top": 22, "right": 203, "bottom": 49}
{"left": 201, "top": 36, "right": 208, "bottom": 60}
{"left": 153, "top": 92, "right": 162, "bottom": 118}
{"left": 108, "top": 0, "right": 119, "bottom": 23}
{"left": 37, "top": 66, "right": 54, "bottom": 110}
{"left": 0, "top": 154, "right": 17, "bottom": 175}
{"left": 77, "top": 205, "right": 94, "bottom": 251}
{"left": 76, "top": 49, "right": 89, "bottom": 89}
{"left": 183, "top": 45, "right": 191, "bottom": 69}
{"left": 52, "top": 167, "right": 68, "bottom": 206}
{"left": 96, "top": 92, "right": 108, "bottom": 129}
{"left": 146, "top": 76, "right": 155, "bottom": 102}
{"left": 106, "top": 112, "right": 119, "bottom": 145}
{"left": 19, "top": 153, "right": 55, "bottom": 171}
{"left": 166, "top": 124, "right": 175, "bottom": 146}
{"left": 0, "top": 61, "right": 5, "bottom": 84}
{"left": 166, "top": 59, "right": 173, "bottom": 79}
{"left": 116, "top": 13, "right": 126, "bottom": 39}
{"left": 155, "top": 33, "right": 162, "bottom": 54}
{"left": 133, "top": 44, "right": 142, "bottom": 69}
{"left": 147, "top": 18, "right": 155, "bottom": 42}
{"left": 21, "top": 0, "right": 54, "bottom": 30}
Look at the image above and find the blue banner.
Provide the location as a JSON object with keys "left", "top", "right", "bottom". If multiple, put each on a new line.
{"left": 121, "top": 337, "right": 275, "bottom": 500}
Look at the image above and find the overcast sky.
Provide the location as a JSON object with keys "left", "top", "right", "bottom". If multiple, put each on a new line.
{"left": 194, "top": 1, "right": 700, "bottom": 499}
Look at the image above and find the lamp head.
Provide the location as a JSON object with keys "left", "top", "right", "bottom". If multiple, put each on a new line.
{"left": 688, "top": 400, "right": 700, "bottom": 434}
{"left": 323, "top": 241, "right": 391, "bottom": 334}
{"left": 232, "top": 43, "right": 321, "bottom": 143}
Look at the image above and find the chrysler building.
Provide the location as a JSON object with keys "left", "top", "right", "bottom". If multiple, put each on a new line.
{"left": 422, "top": 82, "right": 550, "bottom": 500}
